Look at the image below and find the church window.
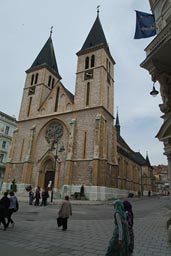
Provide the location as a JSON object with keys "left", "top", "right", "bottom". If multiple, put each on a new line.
{"left": 83, "top": 131, "right": 87, "bottom": 159}
{"left": 55, "top": 87, "right": 60, "bottom": 112}
{"left": 48, "top": 75, "right": 52, "bottom": 87}
{"left": 109, "top": 62, "right": 111, "bottom": 74}
{"left": 106, "top": 58, "right": 108, "bottom": 71}
{"left": 107, "top": 86, "right": 110, "bottom": 109}
{"left": 86, "top": 82, "right": 90, "bottom": 106}
{"left": 31, "top": 74, "right": 34, "bottom": 85}
{"left": 51, "top": 78, "right": 55, "bottom": 89}
{"left": 66, "top": 103, "right": 71, "bottom": 111}
{"left": 91, "top": 55, "right": 95, "bottom": 67}
{"left": 35, "top": 73, "right": 39, "bottom": 84}
{"left": 45, "top": 121, "right": 63, "bottom": 144}
{"left": 85, "top": 57, "right": 89, "bottom": 69}
{"left": 20, "top": 139, "right": 24, "bottom": 161}
{"left": 27, "top": 97, "right": 32, "bottom": 117}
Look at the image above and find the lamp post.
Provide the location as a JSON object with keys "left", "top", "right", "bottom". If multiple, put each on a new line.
{"left": 49, "top": 140, "right": 65, "bottom": 202}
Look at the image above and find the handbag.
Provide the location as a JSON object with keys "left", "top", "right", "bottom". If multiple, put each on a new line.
{"left": 57, "top": 217, "right": 63, "bottom": 227}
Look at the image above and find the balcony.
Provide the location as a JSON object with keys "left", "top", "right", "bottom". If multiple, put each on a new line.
{"left": 141, "top": 20, "right": 171, "bottom": 73}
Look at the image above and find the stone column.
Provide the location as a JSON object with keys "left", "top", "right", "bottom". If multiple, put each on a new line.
{"left": 165, "top": 153, "right": 171, "bottom": 199}
{"left": 64, "top": 119, "right": 76, "bottom": 184}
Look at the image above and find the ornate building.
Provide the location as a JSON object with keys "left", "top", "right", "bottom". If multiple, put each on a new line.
{"left": 141, "top": 0, "right": 171, "bottom": 196}
{"left": 2, "top": 12, "right": 153, "bottom": 200}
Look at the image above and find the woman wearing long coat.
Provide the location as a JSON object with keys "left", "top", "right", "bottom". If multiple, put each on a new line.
{"left": 105, "top": 199, "right": 129, "bottom": 256}
{"left": 58, "top": 195, "right": 72, "bottom": 231}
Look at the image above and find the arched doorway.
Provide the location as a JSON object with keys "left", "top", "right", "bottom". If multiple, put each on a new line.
{"left": 44, "top": 170, "right": 55, "bottom": 189}
{"left": 43, "top": 159, "right": 55, "bottom": 189}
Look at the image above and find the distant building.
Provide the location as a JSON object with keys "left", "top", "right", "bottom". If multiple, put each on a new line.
{"left": 153, "top": 165, "right": 169, "bottom": 194}
{"left": 0, "top": 111, "right": 16, "bottom": 188}
{"left": 2, "top": 11, "right": 154, "bottom": 200}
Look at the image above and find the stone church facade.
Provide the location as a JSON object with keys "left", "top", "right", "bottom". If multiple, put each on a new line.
{"left": 2, "top": 12, "right": 154, "bottom": 200}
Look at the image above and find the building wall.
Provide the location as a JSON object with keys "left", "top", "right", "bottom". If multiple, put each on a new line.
{"left": 0, "top": 111, "right": 16, "bottom": 189}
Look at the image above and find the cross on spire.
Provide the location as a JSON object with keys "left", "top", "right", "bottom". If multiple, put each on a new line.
{"left": 50, "top": 26, "right": 53, "bottom": 37}
{"left": 96, "top": 5, "right": 100, "bottom": 15}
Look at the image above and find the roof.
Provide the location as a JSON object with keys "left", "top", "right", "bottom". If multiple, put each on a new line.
{"left": 60, "top": 82, "right": 74, "bottom": 103}
{"left": 77, "top": 14, "right": 114, "bottom": 62}
{"left": 27, "top": 36, "right": 61, "bottom": 78}
{"left": 81, "top": 14, "right": 108, "bottom": 51}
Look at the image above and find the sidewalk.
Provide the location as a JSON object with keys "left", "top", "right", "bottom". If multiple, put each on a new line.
{"left": 0, "top": 197, "right": 170, "bottom": 255}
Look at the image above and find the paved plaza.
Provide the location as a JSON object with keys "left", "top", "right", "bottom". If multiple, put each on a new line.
{"left": 0, "top": 196, "right": 171, "bottom": 255}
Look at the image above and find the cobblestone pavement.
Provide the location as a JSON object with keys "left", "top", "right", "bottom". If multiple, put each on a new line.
{"left": 0, "top": 197, "right": 171, "bottom": 255}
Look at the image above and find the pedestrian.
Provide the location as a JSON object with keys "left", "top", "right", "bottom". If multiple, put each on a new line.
{"left": 10, "top": 179, "right": 17, "bottom": 192}
{"left": 58, "top": 195, "right": 72, "bottom": 231}
{"left": 34, "top": 186, "right": 41, "bottom": 206}
{"left": 41, "top": 188, "right": 49, "bottom": 206}
{"left": 29, "top": 188, "right": 34, "bottom": 205}
{"left": 123, "top": 200, "right": 134, "bottom": 254}
{"left": 80, "top": 184, "right": 85, "bottom": 198}
{"left": 7, "top": 191, "right": 19, "bottom": 228}
{"left": 148, "top": 190, "right": 151, "bottom": 197}
{"left": 0, "top": 192, "right": 10, "bottom": 230}
{"left": 105, "top": 199, "right": 129, "bottom": 256}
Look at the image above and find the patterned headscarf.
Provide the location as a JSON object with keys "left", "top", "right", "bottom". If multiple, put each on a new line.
{"left": 113, "top": 199, "right": 126, "bottom": 220}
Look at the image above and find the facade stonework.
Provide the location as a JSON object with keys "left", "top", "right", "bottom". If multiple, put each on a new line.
{"left": 2, "top": 13, "right": 154, "bottom": 200}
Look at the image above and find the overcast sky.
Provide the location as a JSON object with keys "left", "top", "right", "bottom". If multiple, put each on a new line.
{"left": 0, "top": 0, "right": 167, "bottom": 166}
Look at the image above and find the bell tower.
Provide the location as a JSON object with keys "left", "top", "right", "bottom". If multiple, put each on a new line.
{"left": 19, "top": 31, "right": 61, "bottom": 121}
{"left": 74, "top": 10, "right": 115, "bottom": 116}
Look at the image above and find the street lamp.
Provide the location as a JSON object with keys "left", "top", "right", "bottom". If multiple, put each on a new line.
{"left": 150, "top": 82, "right": 159, "bottom": 97}
{"left": 49, "top": 140, "right": 65, "bottom": 202}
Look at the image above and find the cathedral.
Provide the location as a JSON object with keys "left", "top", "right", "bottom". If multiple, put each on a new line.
{"left": 2, "top": 12, "right": 154, "bottom": 200}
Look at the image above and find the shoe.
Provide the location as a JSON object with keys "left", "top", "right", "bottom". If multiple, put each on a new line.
{"left": 62, "top": 228, "right": 67, "bottom": 231}
{"left": 11, "top": 222, "right": 15, "bottom": 228}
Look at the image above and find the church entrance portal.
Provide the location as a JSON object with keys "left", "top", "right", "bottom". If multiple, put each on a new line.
{"left": 44, "top": 170, "right": 55, "bottom": 189}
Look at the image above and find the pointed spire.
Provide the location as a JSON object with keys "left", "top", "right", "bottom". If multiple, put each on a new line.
{"left": 27, "top": 34, "right": 61, "bottom": 79}
{"left": 115, "top": 107, "right": 120, "bottom": 136}
{"left": 77, "top": 10, "right": 108, "bottom": 55}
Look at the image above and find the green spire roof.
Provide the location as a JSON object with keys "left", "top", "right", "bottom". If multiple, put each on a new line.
{"left": 28, "top": 36, "right": 61, "bottom": 78}
{"left": 77, "top": 13, "right": 108, "bottom": 55}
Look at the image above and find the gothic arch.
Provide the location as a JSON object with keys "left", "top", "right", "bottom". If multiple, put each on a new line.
{"left": 38, "top": 155, "right": 55, "bottom": 189}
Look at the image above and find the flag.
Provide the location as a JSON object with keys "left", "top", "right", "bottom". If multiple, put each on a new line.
{"left": 134, "top": 10, "right": 156, "bottom": 39}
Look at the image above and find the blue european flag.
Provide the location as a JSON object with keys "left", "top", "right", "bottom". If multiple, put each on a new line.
{"left": 134, "top": 10, "right": 156, "bottom": 39}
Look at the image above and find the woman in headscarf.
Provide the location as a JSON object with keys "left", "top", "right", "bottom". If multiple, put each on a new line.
{"left": 105, "top": 199, "right": 129, "bottom": 256}
{"left": 123, "top": 200, "right": 134, "bottom": 254}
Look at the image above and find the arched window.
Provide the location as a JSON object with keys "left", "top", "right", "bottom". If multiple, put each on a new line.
{"left": 27, "top": 97, "right": 32, "bottom": 117}
{"left": 85, "top": 57, "right": 89, "bottom": 69}
{"left": 91, "top": 55, "right": 95, "bottom": 67}
{"left": 106, "top": 58, "right": 108, "bottom": 72}
{"left": 86, "top": 82, "right": 90, "bottom": 106}
{"left": 51, "top": 78, "right": 55, "bottom": 89}
{"left": 48, "top": 75, "right": 52, "bottom": 87}
{"left": 31, "top": 74, "right": 34, "bottom": 85}
{"left": 55, "top": 87, "right": 60, "bottom": 112}
{"left": 109, "top": 62, "right": 111, "bottom": 75}
{"left": 35, "top": 73, "right": 39, "bottom": 84}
